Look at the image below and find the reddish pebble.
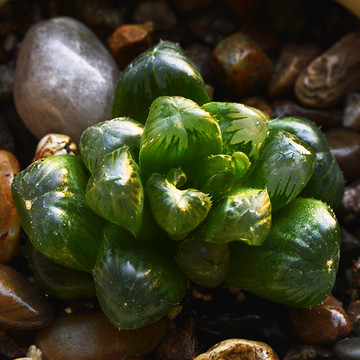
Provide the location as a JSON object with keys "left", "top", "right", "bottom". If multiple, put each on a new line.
{"left": 289, "top": 294, "right": 352, "bottom": 345}
{"left": 108, "top": 21, "right": 154, "bottom": 68}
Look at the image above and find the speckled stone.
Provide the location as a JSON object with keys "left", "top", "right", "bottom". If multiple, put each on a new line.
{"left": 13, "top": 16, "right": 119, "bottom": 143}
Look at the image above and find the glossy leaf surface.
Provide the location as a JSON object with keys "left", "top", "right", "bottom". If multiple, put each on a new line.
{"left": 269, "top": 116, "right": 344, "bottom": 208}
{"left": 85, "top": 146, "right": 144, "bottom": 236}
{"left": 139, "top": 96, "right": 222, "bottom": 179}
{"left": 197, "top": 187, "right": 271, "bottom": 246}
{"left": 93, "top": 224, "right": 187, "bottom": 330}
{"left": 203, "top": 102, "right": 269, "bottom": 165}
{"left": 146, "top": 169, "right": 211, "bottom": 240}
{"left": 112, "top": 40, "right": 210, "bottom": 124}
{"left": 226, "top": 198, "right": 341, "bottom": 308}
{"left": 25, "top": 240, "right": 96, "bottom": 300}
{"left": 11, "top": 155, "right": 106, "bottom": 272}
{"left": 80, "top": 117, "right": 144, "bottom": 173}
{"left": 248, "top": 129, "right": 316, "bottom": 212}
{"left": 175, "top": 236, "right": 229, "bottom": 288}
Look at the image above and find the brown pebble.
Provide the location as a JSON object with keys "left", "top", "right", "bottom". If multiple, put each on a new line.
{"left": 0, "top": 265, "right": 53, "bottom": 330}
{"left": 343, "top": 92, "right": 360, "bottom": 131}
{"left": 325, "top": 128, "right": 360, "bottom": 181}
{"left": 0, "top": 150, "right": 21, "bottom": 264}
{"left": 193, "top": 338, "right": 279, "bottom": 360}
{"left": 133, "top": 0, "right": 177, "bottom": 32}
{"left": 185, "top": 43, "right": 215, "bottom": 84}
{"left": 283, "top": 344, "right": 333, "bottom": 360}
{"left": 107, "top": 21, "right": 154, "bottom": 69}
{"left": 212, "top": 32, "right": 272, "bottom": 98}
{"left": 295, "top": 32, "right": 360, "bottom": 108}
{"left": 157, "top": 317, "right": 198, "bottom": 360}
{"left": 268, "top": 43, "right": 321, "bottom": 98}
{"left": 347, "top": 300, "right": 360, "bottom": 336}
{"left": 289, "top": 294, "right": 352, "bottom": 345}
{"left": 32, "top": 133, "right": 77, "bottom": 162}
{"left": 186, "top": 3, "right": 237, "bottom": 46}
{"left": 337, "top": 179, "right": 360, "bottom": 226}
{"left": 272, "top": 100, "right": 342, "bottom": 128}
{"left": 35, "top": 312, "right": 168, "bottom": 360}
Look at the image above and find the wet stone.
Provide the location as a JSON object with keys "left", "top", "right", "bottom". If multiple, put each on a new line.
{"left": 32, "top": 133, "right": 77, "bottom": 162}
{"left": 194, "top": 338, "right": 279, "bottom": 360}
{"left": 347, "top": 301, "right": 360, "bottom": 336}
{"left": 13, "top": 16, "right": 119, "bottom": 144}
{"left": 185, "top": 43, "right": 215, "bottom": 84}
{"left": 133, "top": 0, "right": 177, "bottom": 32}
{"left": 268, "top": 42, "right": 321, "bottom": 98}
{"left": 0, "top": 64, "right": 14, "bottom": 99}
{"left": 333, "top": 337, "right": 360, "bottom": 360}
{"left": 289, "top": 295, "right": 352, "bottom": 345}
{"left": 337, "top": 179, "right": 360, "bottom": 226}
{"left": 0, "top": 264, "right": 54, "bottom": 330}
{"left": 107, "top": 21, "right": 154, "bottom": 69}
{"left": 212, "top": 32, "right": 272, "bottom": 98}
{"left": 325, "top": 129, "right": 360, "bottom": 181}
{"left": 343, "top": 93, "right": 360, "bottom": 131}
{"left": 295, "top": 32, "right": 360, "bottom": 108}
{"left": 186, "top": 3, "right": 237, "bottom": 46}
{"left": 35, "top": 311, "right": 168, "bottom": 360}
{"left": 272, "top": 100, "right": 342, "bottom": 128}
{"left": 156, "top": 317, "right": 199, "bottom": 360}
{"left": 282, "top": 344, "right": 333, "bottom": 360}
{"left": 0, "top": 149, "right": 21, "bottom": 264}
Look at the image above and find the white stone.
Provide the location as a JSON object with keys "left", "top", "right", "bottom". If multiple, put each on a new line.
{"left": 14, "top": 17, "right": 119, "bottom": 143}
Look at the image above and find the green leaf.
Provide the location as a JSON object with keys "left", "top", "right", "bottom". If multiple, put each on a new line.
{"left": 197, "top": 187, "right": 272, "bottom": 246}
{"left": 139, "top": 96, "right": 222, "bottom": 179}
{"left": 112, "top": 40, "right": 210, "bottom": 124}
{"left": 79, "top": 117, "right": 144, "bottom": 174}
{"left": 202, "top": 102, "right": 269, "bottom": 165}
{"left": 85, "top": 146, "right": 144, "bottom": 237}
{"left": 11, "top": 155, "right": 106, "bottom": 272}
{"left": 93, "top": 224, "right": 187, "bottom": 330}
{"left": 146, "top": 169, "right": 211, "bottom": 240}
{"left": 269, "top": 116, "right": 344, "bottom": 208}
{"left": 175, "top": 236, "right": 229, "bottom": 288}
{"left": 226, "top": 198, "right": 341, "bottom": 308}
{"left": 248, "top": 129, "right": 316, "bottom": 212}
{"left": 25, "top": 240, "right": 96, "bottom": 300}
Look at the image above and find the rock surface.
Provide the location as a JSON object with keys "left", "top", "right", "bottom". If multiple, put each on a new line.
{"left": 14, "top": 16, "right": 119, "bottom": 143}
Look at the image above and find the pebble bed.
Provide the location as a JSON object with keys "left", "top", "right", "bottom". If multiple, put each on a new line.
{"left": 1, "top": 0, "right": 360, "bottom": 359}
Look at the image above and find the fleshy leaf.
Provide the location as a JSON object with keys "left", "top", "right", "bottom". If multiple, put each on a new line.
{"left": 93, "top": 224, "right": 187, "bottom": 330}
{"left": 11, "top": 155, "right": 106, "bottom": 272}
{"left": 248, "top": 129, "right": 316, "bottom": 212}
{"left": 175, "top": 236, "right": 229, "bottom": 288}
{"left": 146, "top": 169, "right": 211, "bottom": 240}
{"left": 85, "top": 146, "right": 144, "bottom": 236}
{"left": 197, "top": 187, "right": 272, "bottom": 246}
{"left": 269, "top": 116, "right": 344, "bottom": 208}
{"left": 79, "top": 117, "right": 144, "bottom": 174}
{"left": 139, "top": 96, "right": 222, "bottom": 179}
{"left": 202, "top": 102, "right": 269, "bottom": 165}
{"left": 226, "top": 198, "right": 341, "bottom": 308}
{"left": 25, "top": 240, "right": 96, "bottom": 300}
{"left": 112, "top": 40, "right": 210, "bottom": 124}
